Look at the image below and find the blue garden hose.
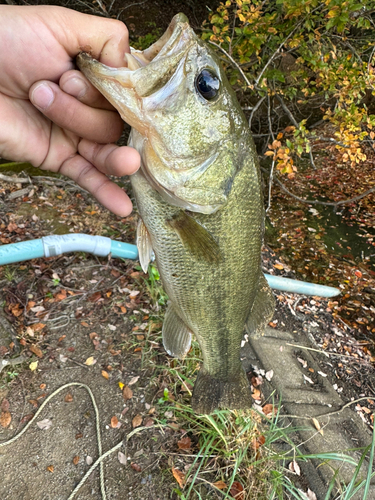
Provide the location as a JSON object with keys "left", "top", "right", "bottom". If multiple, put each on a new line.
{"left": 0, "top": 234, "right": 340, "bottom": 297}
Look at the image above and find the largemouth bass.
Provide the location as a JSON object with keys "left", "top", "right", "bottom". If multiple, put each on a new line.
{"left": 77, "top": 14, "right": 275, "bottom": 414}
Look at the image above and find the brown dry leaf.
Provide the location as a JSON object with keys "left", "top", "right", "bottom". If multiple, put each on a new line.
{"left": 64, "top": 393, "right": 73, "bottom": 403}
{"left": 1, "top": 399, "right": 9, "bottom": 412}
{"left": 251, "top": 388, "right": 261, "bottom": 400}
{"left": 229, "top": 481, "right": 244, "bottom": 500}
{"left": 47, "top": 465, "right": 54, "bottom": 473}
{"left": 40, "top": 384, "right": 46, "bottom": 390}
{"left": 132, "top": 414, "right": 142, "bottom": 428}
{"left": 81, "top": 321, "right": 89, "bottom": 327}
{"left": 101, "top": 370, "right": 109, "bottom": 380}
{"left": 20, "top": 414, "right": 34, "bottom": 425}
{"left": 252, "top": 434, "right": 266, "bottom": 450}
{"left": 131, "top": 463, "right": 142, "bottom": 472}
{"left": 177, "top": 436, "right": 192, "bottom": 450}
{"left": 76, "top": 433, "right": 83, "bottom": 439}
{"left": 26, "top": 301, "right": 36, "bottom": 311}
{"left": 88, "top": 291, "right": 102, "bottom": 303}
{"left": 0, "top": 411, "right": 11, "bottom": 428}
{"left": 32, "top": 323, "right": 46, "bottom": 332}
{"left": 274, "top": 263, "right": 284, "bottom": 270}
{"left": 29, "top": 344, "right": 43, "bottom": 358}
{"left": 262, "top": 404, "right": 276, "bottom": 416}
{"left": 110, "top": 416, "right": 119, "bottom": 428}
{"left": 312, "top": 418, "right": 324, "bottom": 436}
{"left": 123, "top": 386, "right": 133, "bottom": 401}
{"left": 172, "top": 467, "right": 186, "bottom": 488}
{"left": 72, "top": 456, "right": 80, "bottom": 465}
{"left": 89, "top": 332, "right": 97, "bottom": 340}
{"left": 213, "top": 480, "right": 227, "bottom": 490}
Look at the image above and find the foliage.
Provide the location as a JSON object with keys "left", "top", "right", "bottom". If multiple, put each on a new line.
{"left": 203, "top": 0, "right": 375, "bottom": 174}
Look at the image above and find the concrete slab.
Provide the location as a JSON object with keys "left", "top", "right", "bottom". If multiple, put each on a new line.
{"left": 241, "top": 328, "right": 375, "bottom": 500}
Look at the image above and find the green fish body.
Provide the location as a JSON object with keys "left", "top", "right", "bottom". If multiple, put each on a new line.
{"left": 77, "top": 14, "right": 275, "bottom": 414}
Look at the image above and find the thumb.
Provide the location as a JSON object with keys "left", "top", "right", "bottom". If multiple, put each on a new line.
{"left": 55, "top": 7, "right": 130, "bottom": 67}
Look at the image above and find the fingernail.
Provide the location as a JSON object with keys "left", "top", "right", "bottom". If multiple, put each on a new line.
{"left": 62, "top": 77, "right": 88, "bottom": 98}
{"left": 31, "top": 83, "right": 54, "bottom": 110}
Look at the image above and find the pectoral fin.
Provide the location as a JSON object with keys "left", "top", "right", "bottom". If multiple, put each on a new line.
{"left": 162, "top": 305, "right": 192, "bottom": 359}
{"left": 136, "top": 218, "right": 153, "bottom": 273}
{"left": 166, "top": 211, "right": 221, "bottom": 264}
{"left": 245, "top": 273, "right": 275, "bottom": 337}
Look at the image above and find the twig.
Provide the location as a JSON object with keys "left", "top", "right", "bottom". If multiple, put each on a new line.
{"left": 0, "top": 173, "right": 30, "bottom": 184}
{"left": 284, "top": 396, "right": 374, "bottom": 421}
{"left": 249, "top": 96, "right": 266, "bottom": 128}
{"left": 208, "top": 41, "right": 252, "bottom": 88}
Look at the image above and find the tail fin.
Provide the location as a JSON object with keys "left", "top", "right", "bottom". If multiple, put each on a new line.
{"left": 191, "top": 366, "right": 253, "bottom": 414}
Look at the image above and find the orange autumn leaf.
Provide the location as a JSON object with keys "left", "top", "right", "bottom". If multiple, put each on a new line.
{"left": 110, "top": 416, "right": 119, "bottom": 428}
{"left": 64, "top": 393, "right": 73, "bottom": 403}
{"left": 251, "top": 388, "right": 261, "bottom": 400}
{"left": 213, "top": 480, "right": 227, "bottom": 490}
{"left": 274, "top": 263, "right": 284, "bottom": 270}
{"left": 72, "top": 456, "right": 80, "bottom": 465}
{"left": 0, "top": 411, "right": 11, "bottom": 428}
{"left": 172, "top": 467, "right": 186, "bottom": 488}
{"left": 47, "top": 465, "right": 54, "bottom": 472}
{"left": 101, "top": 370, "right": 110, "bottom": 380}
{"left": 262, "top": 404, "right": 276, "bottom": 416}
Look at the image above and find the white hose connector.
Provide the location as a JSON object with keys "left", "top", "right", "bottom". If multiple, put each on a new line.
{"left": 42, "top": 234, "right": 112, "bottom": 258}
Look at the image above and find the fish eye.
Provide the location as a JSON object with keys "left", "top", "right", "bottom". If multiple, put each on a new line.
{"left": 195, "top": 69, "right": 220, "bottom": 101}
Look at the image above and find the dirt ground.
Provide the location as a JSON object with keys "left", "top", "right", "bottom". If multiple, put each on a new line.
{"left": 0, "top": 169, "right": 374, "bottom": 500}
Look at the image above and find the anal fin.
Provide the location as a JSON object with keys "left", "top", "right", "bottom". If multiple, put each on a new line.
{"left": 162, "top": 305, "right": 192, "bottom": 359}
{"left": 136, "top": 217, "right": 153, "bottom": 273}
{"left": 245, "top": 272, "right": 275, "bottom": 337}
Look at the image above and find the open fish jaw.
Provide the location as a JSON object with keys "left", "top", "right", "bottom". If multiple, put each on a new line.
{"left": 77, "top": 14, "right": 275, "bottom": 414}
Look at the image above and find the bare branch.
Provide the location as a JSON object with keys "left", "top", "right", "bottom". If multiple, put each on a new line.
{"left": 208, "top": 41, "right": 252, "bottom": 88}
{"left": 249, "top": 96, "right": 266, "bottom": 128}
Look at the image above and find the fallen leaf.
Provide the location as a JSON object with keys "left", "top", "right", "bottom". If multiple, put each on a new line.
{"left": 123, "top": 386, "right": 133, "bottom": 401}
{"left": 0, "top": 411, "right": 11, "bottom": 428}
{"left": 29, "top": 345, "right": 43, "bottom": 358}
{"left": 274, "top": 263, "right": 284, "bottom": 270}
{"left": 251, "top": 388, "right": 261, "bottom": 400}
{"left": 40, "top": 384, "right": 46, "bottom": 390}
{"left": 306, "top": 488, "right": 318, "bottom": 500}
{"left": 29, "top": 361, "right": 38, "bottom": 371}
{"left": 262, "top": 404, "right": 276, "bottom": 416}
{"left": 252, "top": 434, "right": 266, "bottom": 450}
{"left": 57, "top": 335, "right": 66, "bottom": 343}
{"left": 131, "top": 463, "right": 142, "bottom": 472}
{"left": 84, "top": 357, "right": 96, "bottom": 366}
{"left": 64, "top": 393, "right": 73, "bottom": 403}
{"left": 101, "top": 370, "right": 109, "bottom": 380}
{"left": 76, "top": 433, "right": 83, "bottom": 439}
{"left": 312, "top": 418, "right": 324, "bottom": 436}
{"left": 128, "top": 376, "right": 140, "bottom": 386}
{"left": 289, "top": 460, "right": 301, "bottom": 475}
{"left": 118, "top": 451, "right": 127, "bottom": 465}
{"left": 144, "top": 418, "right": 154, "bottom": 427}
{"left": 47, "top": 465, "right": 54, "bottom": 473}
{"left": 81, "top": 321, "right": 89, "bottom": 327}
{"left": 172, "top": 467, "right": 186, "bottom": 488}
{"left": 32, "top": 323, "right": 46, "bottom": 332}
{"left": 229, "top": 481, "right": 244, "bottom": 500}
{"left": 37, "top": 418, "right": 52, "bottom": 430}
{"left": 20, "top": 414, "right": 34, "bottom": 425}
{"left": 132, "top": 414, "right": 142, "bottom": 428}
{"left": 265, "top": 370, "right": 274, "bottom": 381}
{"left": 1, "top": 399, "right": 10, "bottom": 412}
{"left": 177, "top": 436, "right": 192, "bottom": 450}
{"left": 118, "top": 382, "right": 125, "bottom": 390}
{"left": 72, "top": 456, "right": 80, "bottom": 465}
{"left": 110, "top": 416, "right": 120, "bottom": 428}
{"left": 213, "top": 480, "right": 227, "bottom": 490}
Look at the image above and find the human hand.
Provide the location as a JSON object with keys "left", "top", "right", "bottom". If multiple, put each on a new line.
{"left": 0, "top": 5, "right": 140, "bottom": 216}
